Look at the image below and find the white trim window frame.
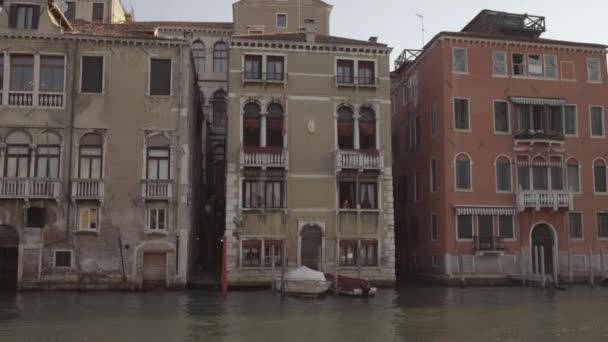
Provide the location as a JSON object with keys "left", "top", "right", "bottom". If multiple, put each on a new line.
{"left": 148, "top": 57, "right": 173, "bottom": 96}
{"left": 78, "top": 206, "right": 100, "bottom": 232}
{"left": 527, "top": 54, "right": 543, "bottom": 78}
{"left": 0, "top": 52, "right": 5, "bottom": 106}
{"left": 454, "top": 153, "right": 473, "bottom": 192}
{"left": 431, "top": 213, "right": 438, "bottom": 241}
{"left": 566, "top": 158, "right": 582, "bottom": 194}
{"left": 430, "top": 158, "right": 437, "bottom": 193}
{"left": 146, "top": 207, "right": 168, "bottom": 232}
{"left": 587, "top": 57, "right": 602, "bottom": 83}
{"left": 493, "top": 100, "right": 510, "bottom": 134}
{"left": 492, "top": 51, "right": 508, "bottom": 77}
{"left": 80, "top": 54, "right": 105, "bottom": 95}
{"left": 511, "top": 52, "right": 526, "bottom": 77}
{"left": 53, "top": 250, "right": 73, "bottom": 268}
{"left": 589, "top": 105, "right": 605, "bottom": 138}
{"left": 456, "top": 213, "right": 474, "bottom": 241}
{"left": 453, "top": 97, "right": 471, "bottom": 132}
{"left": 276, "top": 13, "right": 288, "bottom": 29}
{"left": 593, "top": 158, "right": 608, "bottom": 194}
{"left": 543, "top": 54, "right": 558, "bottom": 79}
{"left": 495, "top": 156, "right": 513, "bottom": 193}
{"left": 498, "top": 215, "right": 516, "bottom": 241}
{"left": 563, "top": 104, "right": 578, "bottom": 137}
{"left": 568, "top": 211, "right": 584, "bottom": 241}
{"left": 452, "top": 47, "right": 468, "bottom": 74}
{"left": 596, "top": 211, "right": 608, "bottom": 240}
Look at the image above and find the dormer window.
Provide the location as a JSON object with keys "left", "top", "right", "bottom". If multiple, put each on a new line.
{"left": 9, "top": 5, "right": 40, "bottom": 30}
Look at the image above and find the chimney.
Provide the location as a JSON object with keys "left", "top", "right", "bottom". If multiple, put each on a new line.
{"left": 368, "top": 36, "right": 378, "bottom": 43}
{"left": 305, "top": 19, "right": 317, "bottom": 44}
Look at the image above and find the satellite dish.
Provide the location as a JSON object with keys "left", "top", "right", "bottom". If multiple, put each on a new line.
{"left": 55, "top": 0, "right": 69, "bottom": 13}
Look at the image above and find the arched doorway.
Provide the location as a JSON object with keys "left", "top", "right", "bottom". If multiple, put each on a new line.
{"left": 531, "top": 224, "right": 555, "bottom": 275}
{"left": 300, "top": 225, "right": 323, "bottom": 270}
{"left": 0, "top": 225, "right": 19, "bottom": 290}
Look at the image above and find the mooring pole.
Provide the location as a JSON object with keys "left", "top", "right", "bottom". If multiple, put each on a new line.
{"left": 458, "top": 254, "right": 465, "bottom": 287}
{"left": 281, "top": 238, "right": 286, "bottom": 297}
{"left": 540, "top": 246, "right": 546, "bottom": 289}
{"left": 601, "top": 249, "right": 605, "bottom": 281}
{"left": 533, "top": 246, "right": 539, "bottom": 284}
{"left": 521, "top": 249, "right": 526, "bottom": 287}
{"left": 553, "top": 245, "right": 559, "bottom": 286}
{"left": 568, "top": 248, "right": 573, "bottom": 285}
{"left": 221, "top": 236, "right": 228, "bottom": 297}
{"left": 335, "top": 238, "right": 340, "bottom": 294}
{"left": 271, "top": 245, "right": 276, "bottom": 292}
{"left": 589, "top": 247, "right": 594, "bottom": 288}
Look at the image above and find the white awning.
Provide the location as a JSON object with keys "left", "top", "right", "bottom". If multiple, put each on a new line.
{"left": 454, "top": 206, "right": 518, "bottom": 216}
{"left": 517, "top": 161, "right": 563, "bottom": 167}
{"left": 509, "top": 97, "right": 567, "bottom": 106}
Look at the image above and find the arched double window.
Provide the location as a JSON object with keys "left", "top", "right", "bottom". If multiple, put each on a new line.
{"left": 78, "top": 133, "right": 103, "bottom": 179}
{"left": 36, "top": 131, "right": 61, "bottom": 179}
{"left": 5, "top": 131, "right": 31, "bottom": 178}
{"left": 146, "top": 135, "right": 171, "bottom": 180}
{"left": 243, "top": 102, "right": 262, "bottom": 147}
{"left": 212, "top": 90, "right": 227, "bottom": 130}
{"left": 455, "top": 153, "right": 472, "bottom": 191}
{"left": 337, "top": 105, "right": 354, "bottom": 150}
{"left": 359, "top": 106, "right": 376, "bottom": 150}
{"left": 213, "top": 42, "right": 228, "bottom": 72}
{"left": 192, "top": 41, "right": 205, "bottom": 75}
{"left": 266, "top": 103, "right": 284, "bottom": 148}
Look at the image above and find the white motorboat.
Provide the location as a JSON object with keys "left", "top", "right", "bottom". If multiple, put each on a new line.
{"left": 274, "top": 266, "right": 332, "bottom": 297}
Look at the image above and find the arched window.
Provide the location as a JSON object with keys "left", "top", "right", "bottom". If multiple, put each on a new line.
{"left": 594, "top": 158, "right": 607, "bottom": 193}
{"left": 267, "top": 103, "right": 284, "bottom": 148}
{"left": 567, "top": 158, "right": 581, "bottom": 193}
{"left": 5, "top": 131, "right": 31, "bottom": 178}
{"left": 532, "top": 156, "right": 548, "bottom": 191}
{"left": 192, "top": 41, "right": 205, "bottom": 75}
{"left": 212, "top": 90, "right": 227, "bottom": 130}
{"left": 495, "top": 156, "right": 512, "bottom": 192}
{"left": 36, "top": 131, "right": 61, "bottom": 179}
{"left": 79, "top": 133, "right": 103, "bottom": 179}
{"left": 337, "top": 106, "right": 354, "bottom": 150}
{"left": 359, "top": 106, "right": 376, "bottom": 150}
{"left": 213, "top": 42, "right": 228, "bottom": 72}
{"left": 455, "top": 154, "right": 472, "bottom": 191}
{"left": 243, "top": 102, "right": 262, "bottom": 148}
{"left": 146, "top": 135, "right": 171, "bottom": 180}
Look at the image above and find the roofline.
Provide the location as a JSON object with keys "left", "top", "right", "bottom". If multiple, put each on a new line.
{"left": 231, "top": 34, "right": 390, "bottom": 49}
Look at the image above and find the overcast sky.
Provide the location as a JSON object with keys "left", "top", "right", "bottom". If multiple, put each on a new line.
{"left": 124, "top": 0, "right": 608, "bottom": 67}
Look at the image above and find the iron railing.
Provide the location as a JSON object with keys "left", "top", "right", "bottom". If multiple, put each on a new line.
{"left": 474, "top": 236, "right": 505, "bottom": 251}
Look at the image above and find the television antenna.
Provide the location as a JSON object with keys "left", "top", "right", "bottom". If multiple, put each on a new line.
{"left": 416, "top": 13, "right": 425, "bottom": 47}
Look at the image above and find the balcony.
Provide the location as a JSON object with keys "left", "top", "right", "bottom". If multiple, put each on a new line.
{"left": 242, "top": 72, "right": 287, "bottom": 84}
{"left": 335, "top": 76, "right": 379, "bottom": 88}
{"left": 517, "top": 191, "right": 573, "bottom": 212}
{"left": 335, "top": 150, "right": 384, "bottom": 173}
{"left": 141, "top": 180, "right": 173, "bottom": 201}
{"left": 474, "top": 236, "right": 505, "bottom": 253}
{"left": 513, "top": 130, "right": 565, "bottom": 146}
{"left": 240, "top": 147, "right": 289, "bottom": 170}
{"left": 38, "top": 92, "right": 64, "bottom": 108}
{"left": 71, "top": 179, "right": 104, "bottom": 201}
{"left": 0, "top": 178, "right": 61, "bottom": 200}
{"left": 9, "top": 91, "right": 34, "bottom": 107}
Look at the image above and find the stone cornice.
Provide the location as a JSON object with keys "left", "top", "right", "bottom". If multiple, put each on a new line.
{"left": 0, "top": 33, "right": 189, "bottom": 47}
{"left": 230, "top": 40, "right": 391, "bottom": 56}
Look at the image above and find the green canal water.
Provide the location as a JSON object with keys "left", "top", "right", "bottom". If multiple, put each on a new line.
{"left": 1, "top": 286, "right": 607, "bottom": 341}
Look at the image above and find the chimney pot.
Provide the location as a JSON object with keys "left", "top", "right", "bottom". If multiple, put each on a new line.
{"left": 368, "top": 36, "right": 378, "bottom": 43}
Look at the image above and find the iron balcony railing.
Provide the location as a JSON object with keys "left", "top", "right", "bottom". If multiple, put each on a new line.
{"left": 0, "top": 178, "right": 61, "bottom": 200}
{"left": 71, "top": 179, "right": 105, "bottom": 201}
{"left": 242, "top": 72, "right": 287, "bottom": 83}
{"left": 240, "top": 148, "right": 289, "bottom": 169}
{"left": 517, "top": 190, "right": 573, "bottom": 212}
{"left": 335, "top": 150, "right": 384, "bottom": 172}
{"left": 513, "top": 130, "right": 565, "bottom": 143}
{"left": 335, "top": 76, "right": 379, "bottom": 87}
{"left": 474, "top": 236, "right": 505, "bottom": 252}
{"left": 141, "top": 180, "right": 173, "bottom": 200}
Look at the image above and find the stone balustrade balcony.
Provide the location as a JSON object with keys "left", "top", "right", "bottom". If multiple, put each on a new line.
{"left": 141, "top": 180, "right": 173, "bottom": 201}
{"left": 0, "top": 178, "right": 61, "bottom": 200}
{"left": 517, "top": 190, "right": 573, "bottom": 211}
{"left": 240, "top": 147, "right": 289, "bottom": 170}
{"left": 71, "top": 179, "right": 105, "bottom": 201}
{"left": 335, "top": 149, "right": 384, "bottom": 172}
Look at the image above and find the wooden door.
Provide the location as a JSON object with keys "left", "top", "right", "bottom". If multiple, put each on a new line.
{"left": 142, "top": 252, "right": 167, "bottom": 289}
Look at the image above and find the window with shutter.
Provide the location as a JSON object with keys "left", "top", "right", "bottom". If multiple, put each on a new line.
{"left": 81, "top": 56, "right": 104, "bottom": 93}
{"left": 92, "top": 3, "right": 104, "bottom": 23}
{"left": 149, "top": 59, "right": 171, "bottom": 96}
{"left": 9, "top": 5, "right": 40, "bottom": 29}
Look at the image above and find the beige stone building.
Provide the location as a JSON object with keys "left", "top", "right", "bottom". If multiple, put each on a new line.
{"left": 0, "top": 0, "right": 198, "bottom": 289}
{"left": 224, "top": 0, "right": 396, "bottom": 285}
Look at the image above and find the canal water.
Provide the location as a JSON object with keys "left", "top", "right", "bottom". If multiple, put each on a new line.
{"left": 1, "top": 286, "right": 608, "bottom": 341}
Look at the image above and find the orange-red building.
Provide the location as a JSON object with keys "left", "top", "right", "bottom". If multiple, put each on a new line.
{"left": 392, "top": 10, "right": 608, "bottom": 284}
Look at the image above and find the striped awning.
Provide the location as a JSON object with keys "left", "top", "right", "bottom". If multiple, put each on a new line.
{"left": 455, "top": 206, "right": 518, "bottom": 216}
{"left": 509, "top": 97, "right": 567, "bottom": 106}
{"left": 517, "top": 161, "right": 563, "bottom": 167}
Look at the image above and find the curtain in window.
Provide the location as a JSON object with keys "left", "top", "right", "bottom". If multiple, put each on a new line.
{"left": 5, "top": 145, "right": 30, "bottom": 178}
{"left": 36, "top": 145, "right": 60, "bottom": 178}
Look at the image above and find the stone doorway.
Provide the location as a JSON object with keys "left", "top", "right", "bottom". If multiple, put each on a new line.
{"left": 142, "top": 252, "right": 167, "bottom": 289}
{"left": 0, "top": 225, "right": 19, "bottom": 291}
{"left": 531, "top": 223, "right": 555, "bottom": 275}
{"left": 300, "top": 224, "right": 323, "bottom": 270}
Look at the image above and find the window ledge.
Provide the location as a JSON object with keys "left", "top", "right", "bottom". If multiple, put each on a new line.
{"left": 145, "top": 230, "right": 169, "bottom": 236}
{"left": 75, "top": 230, "right": 99, "bottom": 236}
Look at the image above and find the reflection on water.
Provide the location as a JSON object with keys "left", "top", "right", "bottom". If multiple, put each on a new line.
{"left": 1, "top": 286, "right": 608, "bottom": 341}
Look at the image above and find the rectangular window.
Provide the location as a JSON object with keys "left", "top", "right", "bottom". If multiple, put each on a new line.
{"left": 457, "top": 215, "right": 473, "bottom": 240}
{"left": 551, "top": 166, "right": 564, "bottom": 191}
{"left": 358, "top": 61, "right": 375, "bottom": 85}
{"left": 532, "top": 166, "right": 549, "bottom": 191}
{"left": 243, "top": 180, "right": 284, "bottom": 209}
{"left": 149, "top": 58, "right": 171, "bottom": 96}
{"left": 498, "top": 216, "right": 514, "bottom": 239}
{"left": 40, "top": 55, "right": 65, "bottom": 92}
{"left": 79, "top": 146, "right": 102, "bottom": 179}
{"left": 496, "top": 161, "right": 512, "bottom": 192}
{"left": 518, "top": 166, "right": 530, "bottom": 191}
{"left": 147, "top": 148, "right": 170, "bottom": 180}
{"left": 26, "top": 207, "right": 46, "bottom": 228}
{"left": 339, "top": 240, "right": 358, "bottom": 266}
{"left": 430, "top": 159, "right": 437, "bottom": 193}
{"left": 454, "top": 98, "right": 470, "bottom": 130}
{"left": 452, "top": 47, "right": 468, "bottom": 73}
{"left": 594, "top": 164, "right": 607, "bottom": 193}
{"left": 567, "top": 164, "right": 580, "bottom": 193}
{"left": 0, "top": 53, "right": 3, "bottom": 93}
{"left": 590, "top": 106, "right": 605, "bottom": 137}
{"left": 79, "top": 207, "right": 99, "bottom": 231}
{"left": 36, "top": 145, "right": 60, "bottom": 179}
{"left": 65, "top": 2, "right": 76, "bottom": 22}
{"left": 266, "top": 56, "right": 284, "bottom": 81}
{"left": 92, "top": 3, "right": 105, "bottom": 23}
{"left": 413, "top": 172, "right": 420, "bottom": 202}
{"left": 544, "top": 55, "right": 558, "bottom": 78}
{"left": 494, "top": 101, "right": 509, "bottom": 133}
{"left": 361, "top": 240, "right": 378, "bottom": 266}
{"left": 54, "top": 251, "right": 72, "bottom": 268}
{"left": 10, "top": 54, "right": 34, "bottom": 91}
{"left": 564, "top": 105, "right": 577, "bottom": 136}
{"left": 5, "top": 145, "right": 30, "bottom": 178}
{"left": 569, "top": 213, "right": 583, "bottom": 239}
{"left": 244, "top": 55, "right": 262, "bottom": 80}
{"left": 492, "top": 51, "right": 507, "bottom": 76}
{"left": 243, "top": 180, "right": 259, "bottom": 208}
{"left": 339, "top": 181, "right": 356, "bottom": 209}
{"left": 527, "top": 54, "right": 543, "bottom": 77}
{"left": 337, "top": 60, "right": 354, "bottom": 84}
{"left": 147, "top": 208, "right": 167, "bottom": 231}
{"left": 359, "top": 183, "right": 377, "bottom": 209}
{"left": 276, "top": 13, "right": 287, "bottom": 28}
{"left": 455, "top": 159, "right": 471, "bottom": 191}
{"left": 242, "top": 240, "right": 261, "bottom": 267}
{"left": 598, "top": 213, "right": 608, "bottom": 239}
{"left": 431, "top": 104, "right": 438, "bottom": 136}
{"left": 264, "top": 240, "right": 283, "bottom": 267}
{"left": 587, "top": 58, "right": 601, "bottom": 82}
{"left": 512, "top": 53, "right": 525, "bottom": 76}
{"left": 9, "top": 4, "right": 40, "bottom": 29}
{"left": 81, "top": 56, "right": 104, "bottom": 93}
{"left": 264, "top": 181, "right": 283, "bottom": 209}
{"left": 431, "top": 214, "right": 438, "bottom": 241}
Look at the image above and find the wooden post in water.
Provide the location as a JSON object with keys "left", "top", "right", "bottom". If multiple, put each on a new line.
{"left": 458, "top": 254, "right": 465, "bottom": 287}
{"left": 601, "top": 249, "right": 605, "bottom": 281}
{"left": 568, "top": 248, "right": 573, "bottom": 285}
{"left": 271, "top": 245, "right": 276, "bottom": 292}
{"left": 521, "top": 249, "right": 526, "bottom": 287}
{"left": 589, "top": 247, "right": 594, "bottom": 288}
{"left": 221, "top": 236, "right": 228, "bottom": 297}
{"left": 533, "top": 246, "right": 539, "bottom": 284}
{"left": 540, "top": 246, "right": 546, "bottom": 289}
{"left": 281, "top": 239, "right": 286, "bottom": 297}
{"left": 553, "top": 245, "right": 559, "bottom": 286}
{"left": 334, "top": 238, "right": 340, "bottom": 294}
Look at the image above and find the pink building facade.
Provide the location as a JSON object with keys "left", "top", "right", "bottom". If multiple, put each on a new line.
{"left": 392, "top": 10, "right": 608, "bottom": 284}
